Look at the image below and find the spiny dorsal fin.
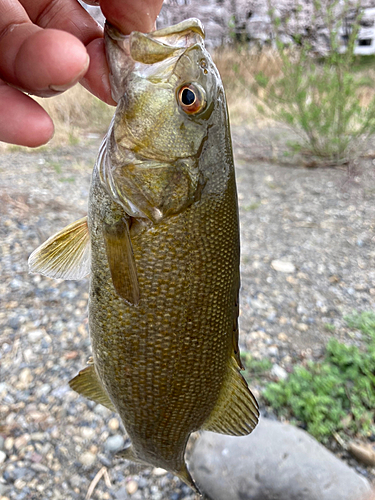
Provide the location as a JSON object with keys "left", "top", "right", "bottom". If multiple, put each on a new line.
{"left": 69, "top": 365, "right": 116, "bottom": 412}
{"left": 28, "top": 217, "right": 90, "bottom": 280}
{"left": 103, "top": 217, "right": 140, "bottom": 306}
{"left": 201, "top": 357, "right": 259, "bottom": 436}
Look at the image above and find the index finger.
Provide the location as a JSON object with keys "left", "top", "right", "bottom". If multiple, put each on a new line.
{"left": 99, "top": 0, "right": 164, "bottom": 34}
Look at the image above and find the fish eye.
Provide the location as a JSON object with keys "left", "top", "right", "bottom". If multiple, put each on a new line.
{"left": 177, "top": 84, "right": 206, "bottom": 115}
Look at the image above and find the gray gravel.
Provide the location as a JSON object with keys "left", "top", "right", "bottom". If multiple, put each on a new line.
{"left": 1, "top": 126, "right": 374, "bottom": 499}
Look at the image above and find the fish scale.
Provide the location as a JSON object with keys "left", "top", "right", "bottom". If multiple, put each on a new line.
{"left": 28, "top": 18, "right": 259, "bottom": 494}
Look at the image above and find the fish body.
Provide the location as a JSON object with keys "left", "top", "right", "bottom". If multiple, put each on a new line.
{"left": 29, "top": 19, "right": 258, "bottom": 492}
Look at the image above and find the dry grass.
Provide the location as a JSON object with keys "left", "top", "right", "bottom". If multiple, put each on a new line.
{"left": 213, "top": 47, "right": 280, "bottom": 126}
{"left": 35, "top": 85, "right": 114, "bottom": 146}
{"left": 0, "top": 85, "right": 114, "bottom": 152}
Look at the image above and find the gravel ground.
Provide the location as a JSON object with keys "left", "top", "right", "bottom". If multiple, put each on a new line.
{"left": 0, "top": 127, "right": 374, "bottom": 499}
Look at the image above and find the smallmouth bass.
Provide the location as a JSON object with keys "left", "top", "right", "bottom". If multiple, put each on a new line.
{"left": 29, "top": 18, "right": 259, "bottom": 494}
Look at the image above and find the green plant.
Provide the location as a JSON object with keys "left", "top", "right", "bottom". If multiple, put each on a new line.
{"left": 263, "top": 312, "right": 375, "bottom": 442}
{"left": 264, "top": 0, "right": 375, "bottom": 164}
{"left": 241, "top": 352, "right": 272, "bottom": 378}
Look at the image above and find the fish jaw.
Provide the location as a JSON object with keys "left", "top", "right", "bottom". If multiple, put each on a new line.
{"left": 104, "top": 19, "right": 205, "bottom": 103}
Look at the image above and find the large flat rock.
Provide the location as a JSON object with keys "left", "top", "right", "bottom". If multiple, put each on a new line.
{"left": 190, "top": 418, "right": 371, "bottom": 500}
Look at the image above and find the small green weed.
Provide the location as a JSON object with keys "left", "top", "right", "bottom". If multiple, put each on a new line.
{"left": 242, "top": 202, "right": 261, "bottom": 211}
{"left": 324, "top": 323, "right": 336, "bottom": 332}
{"left": 263, "top": 312, "right": 375, "bottom": 442}
{"left": 241, "top": 352, "right": 273, "bottom": 378}
{"left": 50, "top": 161, "right": 62, "bottom": 174}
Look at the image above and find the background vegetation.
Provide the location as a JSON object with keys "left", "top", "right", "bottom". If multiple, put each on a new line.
{"left": 242, "top": 312, "right": 375, "bottom": 444}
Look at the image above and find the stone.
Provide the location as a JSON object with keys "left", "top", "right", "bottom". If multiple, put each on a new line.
{"left": 152, "top": 467, "right": 168, "bottom": 476}
{"left": 271, "top": 260, "right": 296, "bottom": 273}
{"left": 3, "top": 438, "right": 13, "bottom": 451}
{"left": 28, "top": 330, "right": 44, "bottom": 343}
{"left": 79, "top": 451, "right": 96, "bottom": 469}
{"left": 126, "top": 480, "right": 138, "bottom": 495}
{"left": 81, "top": 427, "right": 96, "bottom": 440}
{"left": 108, "top": 418, "right": 120, "bottom": 432}
{"left": 0, "top": 451, "right": 6, "bottom": 464}
{"left": 190, "top": 418, "right": 371, "bottom": 500}
{"left": 115, "top": 486, "right": 129, "bottom": 499}
{"left": 105, "top": 435, "right": 125, "bottom": 452}
{"left": 271, "top": 364, "right": 288, "bottom": 381}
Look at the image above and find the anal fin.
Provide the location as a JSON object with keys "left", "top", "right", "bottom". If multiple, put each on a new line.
{"left": 201, "top": 357, "right": 259, "bottom": 436}
{"left": 103, "top": 217, "right": 140, "bottom": 305}
{"left": 69, "top": 365, "right": 116, "bottom": 412}
{"left": 28, "top": 216, "right": 90, "bottom": 280}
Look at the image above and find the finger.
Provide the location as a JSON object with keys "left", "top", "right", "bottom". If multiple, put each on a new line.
{"left": 99, "top": 0, "right": 164, "bottom": 33}
{"left": 19, "top": 0, "right": 102, "bottom": 44}
{"left": 0, "top": 79, "right": 54, "bottom": 147}
{"left": 0, "top": 25, "right": 90, "bottom": 96}
{"left": 18, "top": 0, "right": 113, "bottom": 102}
{"left": 81, "top": 37, "right": 116, "bottom": 105}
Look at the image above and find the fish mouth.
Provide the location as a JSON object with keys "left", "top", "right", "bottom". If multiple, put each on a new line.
{"left": 105, "top": 19, "right": 206, "bottom": 102}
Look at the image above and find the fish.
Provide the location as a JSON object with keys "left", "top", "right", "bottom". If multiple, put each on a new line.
{"left": 28, "top": 18, "right": 259, "bottom": 494}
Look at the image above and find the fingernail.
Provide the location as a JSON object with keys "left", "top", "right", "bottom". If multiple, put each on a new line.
{"left": 49, "top": 54, "right": 90, "bottom": 93}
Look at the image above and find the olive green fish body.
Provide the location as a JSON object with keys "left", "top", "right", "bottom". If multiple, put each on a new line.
{"left": 28, "top": 18, "right": 259, "bottom": 492}
{"left": 88, "top": 116, "right": 239, "bottom": 472}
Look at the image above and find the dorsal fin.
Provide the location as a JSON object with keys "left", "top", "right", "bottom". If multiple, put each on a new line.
{"left": 69, "top": 365, "right": 116, "bottom": 412}
{"left": 201, "top": 357, "right": 259, "bottom": 436}
{"left": 28, "top": 217, "right": 90, "bottom": 280}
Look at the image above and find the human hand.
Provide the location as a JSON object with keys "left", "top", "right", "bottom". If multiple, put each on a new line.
{"left": 0, "top": 0, "right": 163, "bottom": 147}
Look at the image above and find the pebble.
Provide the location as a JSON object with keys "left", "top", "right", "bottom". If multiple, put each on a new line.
{"left": 28, "top": 329, "right": 45, "bottom": 343}
{"left": 278, "top": 332, "right": 288, "bottom": 342}
{"left": 79, "top": 451, "right": 96, "bottom": 468}
{"left": 0, "top": 436, "right": 4, "bottom": 450}
{"left": 0, "top": 451, "right": 6, "bottom": 464}
{"left": 0, "top": 484, "right": 9, "bottom": 495}
{"left": 108, "top": 417, "right": 120, "bottom": 432}
{"left": 297, "top": 323, "right": 309, "bottom": 332}
{"left": 14, "top": 479, "right": 27, "bottom": 491}
{"left": 4, "top": 438, "right": 13, "bottom": 451}
{"left": 152, "top": 467, "right": 168, "bottom": 476}
{"left": 81, "top": 427, "right": 96, "bottom": 440}
{"left": 18, "top": 368, "right": 33, "bottom": 388}
{"left": 14, "top": 435, "right": 29, "bottom": 450}
{"left": 271, "top": 364, "right": 288, "bottom": 381}
{"left": 126, "top": 480, "right": 138, "bottom": 495}
{"left": 271, "top": 260, "right": 296, "bottom": 273}
{"left": 105, "top": 435, "right": 125, "bottom": 452}
{"left": 267, "top": 346, "right": 279, "bottom": 357}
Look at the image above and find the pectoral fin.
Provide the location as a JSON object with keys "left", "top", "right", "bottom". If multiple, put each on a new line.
{"left": 69, "top": 365, "right": 116, "bottom": 412}
{"left": 103, "top": 217, "right": 140, "bottom": 306}
{"left": 28, "top": 217, "right": 90, "bottom": 280}
{"left": 202, "top": 357, "right": 259, "bottom": 436}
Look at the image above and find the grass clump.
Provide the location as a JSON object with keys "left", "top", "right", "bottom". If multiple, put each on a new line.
{"left": 263, "top": 312, "right": 375, "bottom": 442}
{"left": 262, "top": 1, "right": 375, "bottom": 164}
{"left": 241, "top": 352, "right": 273, "bottom": 379}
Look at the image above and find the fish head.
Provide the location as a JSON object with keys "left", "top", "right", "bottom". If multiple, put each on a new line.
{"left": 100, "top": 19, "right": 228, "bottom": 223}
